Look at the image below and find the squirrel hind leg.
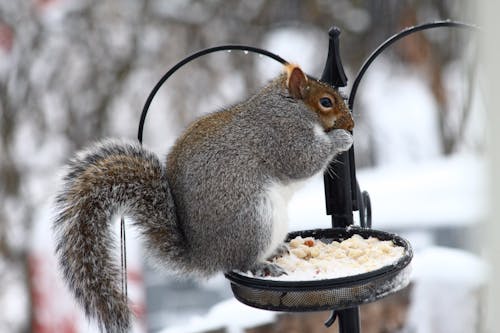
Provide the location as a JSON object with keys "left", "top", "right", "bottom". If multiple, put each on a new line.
{"left": 266, "top": 244, "right": 289, "bottom": 261}
{"left": 250, "top": 262, "right": 287, "bottom": 277}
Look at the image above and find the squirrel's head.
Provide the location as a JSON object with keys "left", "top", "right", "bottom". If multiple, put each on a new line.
{"left": 285, "top": 64, "right": 354, "bottom": 132}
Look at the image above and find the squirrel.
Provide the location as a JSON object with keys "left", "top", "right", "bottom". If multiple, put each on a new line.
{"left": 53, "top": 64, "right": 354, "bottom": 332}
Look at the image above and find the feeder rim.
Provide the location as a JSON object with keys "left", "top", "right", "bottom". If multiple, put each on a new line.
{"left": 225, "top": 227, "right": 413, "bottom": 292}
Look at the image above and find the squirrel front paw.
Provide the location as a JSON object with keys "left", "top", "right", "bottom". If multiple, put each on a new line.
{"left": 329, "top": 129, "right": 353, "bottom": 153}
{"left": 251, "top": 262, "right": 287, "bottom": 277}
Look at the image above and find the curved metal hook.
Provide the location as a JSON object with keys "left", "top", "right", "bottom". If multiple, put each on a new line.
{"left": 348, "top": 20, "right": 479, "bottom": 112}
{"left": 137, "top": 45, "right": 288, "bottom": 144}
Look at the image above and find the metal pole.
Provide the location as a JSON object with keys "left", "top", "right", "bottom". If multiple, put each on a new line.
{"left": 323, "top": 152, "right": 353, "bottom": 227}
{"left": 321, "top": 26, "right": 360, "bottom": 333}
{"left": 338, "top": 308, "right": 361, "bottom": 332}
{"left": 321, "top": 26, "right": 355, "bottom": 228}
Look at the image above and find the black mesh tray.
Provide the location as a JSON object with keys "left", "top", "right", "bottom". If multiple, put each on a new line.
{"left": 225, "top": 227, "right": 412, "bottom": 312}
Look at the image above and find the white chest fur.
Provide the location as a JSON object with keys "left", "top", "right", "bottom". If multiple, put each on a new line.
{"left": 257, "top": 125, "right": 335, "bottom": 261}
{"left": 259, "top": 180, "right": 305, "bottom": 260}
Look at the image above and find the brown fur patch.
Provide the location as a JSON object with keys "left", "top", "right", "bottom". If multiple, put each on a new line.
{"left": 302, "top": 80, "right": 353, "bottom": 131}
{"left": 284, "top": 65, "right": 354, "bottom": 132}
{"left": 167, "top": 108, "right": 237, "bottom": 172}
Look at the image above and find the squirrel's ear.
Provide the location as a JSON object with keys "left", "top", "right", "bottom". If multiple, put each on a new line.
{"left": 286, "top": 64, "right": 308, "bottom": 99}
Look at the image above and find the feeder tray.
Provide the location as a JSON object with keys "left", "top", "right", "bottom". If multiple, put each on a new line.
{"left": 225, "top": 227, "right": 412, "bottom": 312}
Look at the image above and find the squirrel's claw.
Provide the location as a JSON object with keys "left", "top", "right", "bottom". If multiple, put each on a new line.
{"left": 251, "top": 262, "right": 287, "bottom": 277}
{"left": 266, "top": 244, "right": 289, "bottom": 261}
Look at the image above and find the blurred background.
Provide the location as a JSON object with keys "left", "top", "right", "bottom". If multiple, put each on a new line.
{"left": 0, "top": 1, "right": 487, "bottom": 332}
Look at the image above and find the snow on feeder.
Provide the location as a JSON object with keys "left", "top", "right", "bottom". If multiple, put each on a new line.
{"left": 138, "top": 21, "right": 477, "bottom": 333}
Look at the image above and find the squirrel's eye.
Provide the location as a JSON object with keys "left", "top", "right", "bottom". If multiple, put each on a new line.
{"left": 319, "top": 97, "right": 333, "bottom": 108}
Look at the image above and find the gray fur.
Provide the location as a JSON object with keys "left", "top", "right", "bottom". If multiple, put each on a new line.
{"left": 53, "top": 73, "right": 353, "bottom": 332}
{"left": 54, "top": 139, "right": 184, "bottom": 332}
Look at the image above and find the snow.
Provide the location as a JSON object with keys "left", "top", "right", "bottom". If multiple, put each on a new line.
{"left": 406, "top": 246, "right": 486, "bottom": 333}
{"left": 359, "top": 58, "right": 442, "bottom": 165}
{"left": 0, "top": 261, "right": 28, "bottom": 333}
{"left": 410, "top": 246, "right": 486, "bottom": 285}
{"left": 258, "top": 26, "right": 326, "bottom": 80}
{"left": 342, "top": 7, "right": 371, "bottom": 33}
{"left": 288, "top": 152, "right": 485, "bottom": 231}
{"left": 159, "top": 298, "right": 276, "bottom": 333}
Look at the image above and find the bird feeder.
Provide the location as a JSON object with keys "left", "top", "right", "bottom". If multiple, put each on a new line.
{"left": 138, "top": 20, "right": 477, "bottom": 333}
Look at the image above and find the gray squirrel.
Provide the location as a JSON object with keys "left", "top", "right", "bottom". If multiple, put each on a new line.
{"left": 53, "top": 64, "right": 354, "bottom": 332}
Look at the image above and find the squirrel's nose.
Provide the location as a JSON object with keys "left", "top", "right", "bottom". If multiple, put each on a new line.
{"left": 346, "top": 115, "right": 354, "bottom": 131}
{"left": 334, "top": 114, "right": 354, "bottom": 131}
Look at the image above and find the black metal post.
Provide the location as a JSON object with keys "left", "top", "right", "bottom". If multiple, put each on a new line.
{"left": 321, "top": 26, "right": 355, "bottom": 228}
{"left": 323, "top": 152, "right": 353, "bottom": 227}
{"left": 321, "top": 26, "right": 361, "bottom": 333}
{"left": 338, "top": 308, "right": 361, "bottom": 332}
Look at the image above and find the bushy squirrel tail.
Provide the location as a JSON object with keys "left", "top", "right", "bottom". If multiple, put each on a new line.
{"left": 53, "top": 139, "right": 186, "bottom": 332}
